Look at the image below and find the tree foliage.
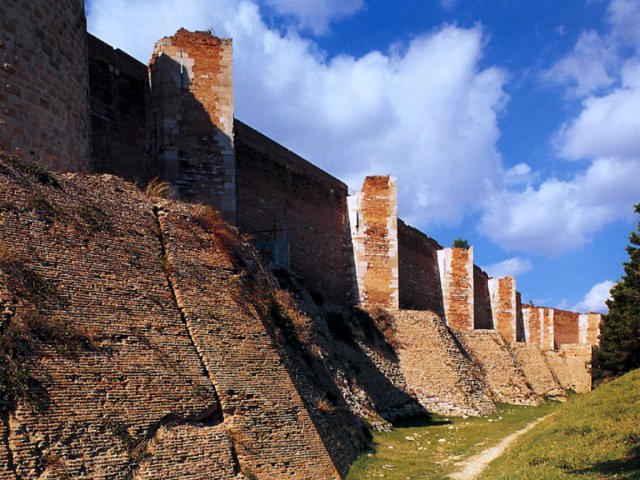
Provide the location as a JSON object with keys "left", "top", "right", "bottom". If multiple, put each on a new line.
{"left": 592, "top": 203, "right": 640, "bottom": 383}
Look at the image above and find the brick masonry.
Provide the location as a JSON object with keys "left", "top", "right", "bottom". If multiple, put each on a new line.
{"left": 437, "top": 247, "right": 474, "bottom": 331}
{"left": 397, "top": 220, "right": 444, "bottom": 313}
{"left": 0, "top": 154, "right": 341, "bottom": 479}
{"left": 474, "top": 266, "right": 493, "bottom": 329}
{"left": 0, "top": 0, "right": 91, "bottom": 172}
{"left": 147, "top": 30, "right": 236, "bottom": 222}
{"left": 88, "top": 34, "right": 150, "bottom": 184}
{"left": 235, "top": 120, "right": 354, "bottom": 304}
{"left": 489, "top": 277, "right": 517, "bottom": 343}
{"left": 348, "top": 176, "right": 399, "bottom": 309}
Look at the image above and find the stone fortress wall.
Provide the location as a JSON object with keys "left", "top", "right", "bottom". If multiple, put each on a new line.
{"left": 0, "top": 0, "right": 91, "bottom": 172}
{"left": 0, "top": 4, "right": 604, "bottom": 477}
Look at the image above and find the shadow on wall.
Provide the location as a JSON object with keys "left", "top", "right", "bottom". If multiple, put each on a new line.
{"left": 146, "top": 51, "right": 236, "bottom": 221}
{"left": 234, "top": 120, "right": 359, "bottom": 305}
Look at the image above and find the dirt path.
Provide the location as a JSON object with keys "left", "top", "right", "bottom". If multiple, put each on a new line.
{"left": 448, "top": 414, "right": 553, "bottom": 480}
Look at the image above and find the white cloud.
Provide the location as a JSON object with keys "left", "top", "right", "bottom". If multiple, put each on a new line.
{"left": 439, "top": 0, "right": 458, "bottom": 11}
{"left": 573, "top": 280, "right": 614, "bottom": 313}
{"left": 262, "top": 0, "right": 364, "bottom": 35}
{"left": 541, "top": 30, "right": 618, "bottom": 97}
{"left": 480, "top": 0, "right": 640, "bottom": 255}
{"left": 482, "top": 257, "right": 532, "bottom": 278}
{"left": 86, "top": 0, "right": 508, "bottom": 227}
{"left": 504, "top": 162, "right": 535, "bottom": 187}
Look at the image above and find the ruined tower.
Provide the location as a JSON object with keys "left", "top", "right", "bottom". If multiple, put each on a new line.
{"left": 148, "top": 29, "right": 236, "bottom": 223}
{"left": 0, "top": 0, "right": 91, "bottom": 171}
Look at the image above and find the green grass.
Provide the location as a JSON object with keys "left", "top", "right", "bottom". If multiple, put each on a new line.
{"left": 479, "top": 369, "right": 640, "bottom": 480}
{"left": 347, "top": 401, "right": 559, "bottom": 480}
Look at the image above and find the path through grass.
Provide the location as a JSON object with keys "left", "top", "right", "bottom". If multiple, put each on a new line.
{"left": 347, "top": 401, "right": 559, "bottom": 480}
{"left": 479, "top": 369, "right": 640, "bottom": 480}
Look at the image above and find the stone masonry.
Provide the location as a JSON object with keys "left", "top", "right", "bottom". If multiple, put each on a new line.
{"left": 392, "top": 310, "right": 495, "bottom": 416}
{"left": 457, "top": 331, "right": 539, "bottom": 406}
{"left": 0, "top": 0, "right": 91, "bottom": 172}
{"left": 0, "top": 154, "right": 340, "bottom": 479}
{"left": 148, "top": 29, "right": 236, "bottom": 222}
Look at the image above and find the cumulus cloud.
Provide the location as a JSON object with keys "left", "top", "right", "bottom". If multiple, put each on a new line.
{"left": 86, "top": 0, "right": 508, "bottom": 226}
{"left": 573, "top": 280, "right": 614, "bottom": 313}
{"left": 541, "top": 30, "right": 618, "bottom": 97}
{"left": 480, "top": 0, "right": 640, "bottom": 255}
{"left": 261, "top": 0, "right": 364, "bottom": 35}
{"left": 482, "top": 257, "right": 533, "bottom": 278}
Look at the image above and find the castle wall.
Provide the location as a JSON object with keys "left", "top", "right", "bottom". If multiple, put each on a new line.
{"left": 457, "top": 330, "right": 539, "bottom": 405}
{"left": 348, "top": 176, "right": 399, "bottom": 309}
{"left": 88, "top": 34, "right": 150, "bottom": 183}
{"left": 552, "top": 308, "right": 580, "bottom": 346}
{"left": 474, "top": 266, "right": 493, "bottom": 329}
{"left": 147, "top": 29, "right": 236, "bottom": 222}
{"left": 0, "top": 154, "right": 341, "bottom": 479}
{"left": 511, "top": 343, "right": 564, "bottom": 398}
{"left": 155, "top": 202, "right": 340, "bottom": 479}
{"left": 579, "top": 312, "right": 601, "bottom": 346}
{"left": 515, "top": 292, "right": 525, "bottom": 342}
{"left": 0, "top": 156, "right": 237, "bottom": 478}
{"left": 545, "top": 345, "right": 593, "bottom": 393}
{"left": 437, "top": 247, "right": 474, "bottom": 331}
{"left": 489, "top": 277, "right": 517, "bottom": 343}
{"left": 541, "top": 308, "right": 555, "bottom": 351}
{"left": 393, "top": 310, "right": 495, "bottom": 416}
{"left": 0, "top": 0, "right": 91, "bottom": 172}
{"left": 397, "top": 220, "right": 444, "bottom": 313}
{"left": 235, "top": 120, "right": 354, "bottom": 304}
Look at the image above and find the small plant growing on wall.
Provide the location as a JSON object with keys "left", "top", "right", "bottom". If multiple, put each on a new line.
{"left": 452, "top": 238, "right": 470, "bottom": 249}
{"left": 144, "top": 177, "right": 172, "bottom": 198}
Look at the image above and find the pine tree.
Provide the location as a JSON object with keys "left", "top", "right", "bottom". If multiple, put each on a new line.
{"left": 592, "top": 203, "right": 640, "bottom": 383}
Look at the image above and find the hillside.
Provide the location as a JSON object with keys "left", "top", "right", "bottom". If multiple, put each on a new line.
{"left": 479, "top": 368, "right": 640, "bottom": 479}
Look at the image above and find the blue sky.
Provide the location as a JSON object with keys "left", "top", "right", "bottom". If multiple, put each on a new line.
{"left": 85, "top": 0, "right": 640, "bottom": 313}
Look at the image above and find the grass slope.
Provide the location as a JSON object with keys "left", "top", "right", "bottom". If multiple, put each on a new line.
{"left": 347, "top": 402, "right": 558, "bottom": 479}
{"left": 480, "top": 368, "right": 640, "bottom": 480}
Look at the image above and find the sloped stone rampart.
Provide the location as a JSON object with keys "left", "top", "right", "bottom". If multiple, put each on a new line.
{"left": 545, "top": 345, "right": 592, "bottom": 393}
{"left": 155, "top": 202, "right": 341, "bottom": 479}
{"left": 456, "top": 330, "right": 539, "bottom": 406}
{"left": 0, "top": 155, "right": 342, "bottom": 479}
{"left": 0, "top": 157, "right": 238, "bottom": 478}
{"left": 511, "top": 343, "right": 564, "bottom": 398}
{"left": 392, "top": 310, "right": 495, "bottom": 416}
{"left": 135, "top": 424, "right": 242, "bottom": 479}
